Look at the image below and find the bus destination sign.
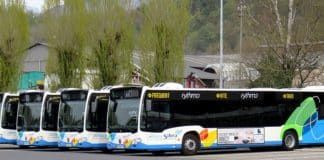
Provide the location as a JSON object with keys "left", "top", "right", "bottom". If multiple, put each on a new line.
{"left": 147, "top": 92, "right": 170, "bottom": 99}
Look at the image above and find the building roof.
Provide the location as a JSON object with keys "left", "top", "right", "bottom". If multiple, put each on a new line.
{"left": 184, "top": 54, "right": 241, "bottom": 68}
{"left": 24, "top": 43, "right": 253, "bottom": 81}
{"left": 24, "top": 42, "right": 49, "bottom": 72}
{"left": 133, "top": 52, "right": 233, "bottom": 80}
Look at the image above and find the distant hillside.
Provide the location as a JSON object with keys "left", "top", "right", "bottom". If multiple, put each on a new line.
{"left": 187, "top": 0, "right": 324, "bottom": 55}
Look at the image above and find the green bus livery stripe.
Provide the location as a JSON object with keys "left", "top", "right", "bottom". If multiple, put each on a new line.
{"left": 281, "top": 97, "right": 317, "bottom": 139}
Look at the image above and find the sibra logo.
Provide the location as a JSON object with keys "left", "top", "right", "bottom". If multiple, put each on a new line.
{"left": 163, "top": 133, "right": 178, "bottom": 139}
{"left": 241, "top": 92, "right": 259, "bottom": 100}
{"left": 181, "top": 92, "right": 200, "bottom": 100}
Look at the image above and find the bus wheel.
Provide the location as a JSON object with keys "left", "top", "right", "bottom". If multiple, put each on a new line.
{"left": 283, "top": 131, "right": 298, "bottom": 151}
{"left": 181, "top": 133, "right": 200, "bottom": 155}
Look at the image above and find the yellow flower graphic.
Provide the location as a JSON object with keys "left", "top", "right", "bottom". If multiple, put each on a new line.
{"left": 29, "top": 137, "right": 36, "bottom": 144}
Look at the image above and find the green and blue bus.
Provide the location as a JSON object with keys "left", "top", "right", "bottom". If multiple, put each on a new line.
{"left": 16, "top": 90, "right": 44, "bottom": 147}
{"left": 33, "top": 92, "right": 60, "bottom": 147}
{"left": 57, "top": 88, "right": 88, "bottom": 150}
{"left": 126, "top": 87, "right": 324, "bottom": 155}
{"left": 0, "top": 93, "right": 19, "bottom": 144}
{"left": 74, "top": 89, "right": 110, "bottom": 150}
{"left": 106, "top": 85, "right": 143, "bottom": 151}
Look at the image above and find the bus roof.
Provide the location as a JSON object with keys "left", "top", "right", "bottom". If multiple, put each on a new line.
{"left": 108, "top": 84, "right": 143, "bottom": 90}
{"left": 145, "top": 87, "right": 324, "bottom": 93}
{"left": 18, "top": 90, "right": 44, "bottom": 94}
{"left": 57, "top": 88, "right": 87, "bottom": 93}
{"left": 302, "top": 86, "right": 324, "bottom": 90}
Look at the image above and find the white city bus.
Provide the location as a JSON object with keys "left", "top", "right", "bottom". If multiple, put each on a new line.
{"left": 57, "top": 88, "right": 88, "bottom": 150}
{"left": 106, "top": 85, "right": 143, "bottom": 151}
{"left": 16, "top": 90, "right": 44, "bottom": 147}
{"left": 0, "top": 93, "right": 19, "bottom": 144}
{"left": 126, "top": 87, "right": 324, "bottom": 155}
{"left": 33, "top": 92, "right": 60, "bottom": 147}
{"left": 74, "top": 89, "right": 110, "bottom": 150}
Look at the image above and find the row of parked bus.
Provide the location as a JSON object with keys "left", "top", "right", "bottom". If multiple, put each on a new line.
{"left": 0, "top": 85, "right": 143, "bottom": 150}
{"left": 0, "top": 83, "right": 324, "bottom": 155}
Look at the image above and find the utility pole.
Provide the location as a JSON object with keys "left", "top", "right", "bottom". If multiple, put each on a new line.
{"left": 219, "top": 0, "right": 224, "bottom": 88}
{"left": 239, "top": 0, "right": 243, "bottom": 82}
{"left": 240, "top": 0, "right": 243, "bottom": 57}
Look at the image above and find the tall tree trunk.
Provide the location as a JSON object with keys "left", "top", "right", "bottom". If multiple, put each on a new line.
{"left": 271, "top": 0, "right": 284, "bottom": 43}
{"left": 286, "top": 0, "right": 295, "bottom": 53}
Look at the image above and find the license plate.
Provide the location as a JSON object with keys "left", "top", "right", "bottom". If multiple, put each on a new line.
{"left": 24, "top": 142, "right": 29, "bottom": 145}
{"left": 66, "top": 144, "right": 72, "bottom": 147}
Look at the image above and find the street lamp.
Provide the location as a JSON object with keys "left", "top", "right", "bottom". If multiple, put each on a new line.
{"left": 237, "top": 0, "right": 246, "bottom": 84}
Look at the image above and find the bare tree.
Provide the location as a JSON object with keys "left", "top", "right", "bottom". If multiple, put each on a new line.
{"left": 244, "top": 0, "right": 322, "bottom": 88}
{"left": 0, "top": 1, "right": 29, "bottom": 91}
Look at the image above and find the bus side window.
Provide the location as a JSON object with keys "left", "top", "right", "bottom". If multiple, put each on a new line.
{"left": 312, "top": 96, "right": 324, "bottom": 120}
{"left": 317, "top": 103, "right": 324, "bottom": 120}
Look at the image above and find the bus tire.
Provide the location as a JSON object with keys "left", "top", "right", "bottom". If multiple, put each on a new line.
{"left": 282, "top": 130, "right": 298, "bottom": 151}
{"left": 181, "top": 133, "right": 200, "bottom": 155}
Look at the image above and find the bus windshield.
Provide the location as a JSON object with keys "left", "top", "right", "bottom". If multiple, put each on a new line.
{"left": 59, "top": 90, "right": 87, "bottom": 132}
{"left": 42, "top": 95, "right": 60, "bottom": 131}
{"left": 86, "top": 93, "right": 109, "bottom": 132}
{"left": 1, "top": 96, "right": 18, "bottom": 130}
{"left": 108, "top": 88, "right": 141, "bottom": 133}
{"left": 17, "top": 93, "right": 43, "bottom": 132}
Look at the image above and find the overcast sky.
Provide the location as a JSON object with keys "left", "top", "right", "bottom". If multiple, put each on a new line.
{"left": 25, "top": 0, "right": 140, "bottom": 13}
{"left": 25, "top": 0, "right": 44, "bottom": 13}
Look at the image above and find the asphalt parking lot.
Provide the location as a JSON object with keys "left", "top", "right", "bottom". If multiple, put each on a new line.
{"left": 1, "top": 144, "right": 324, "bottom": 160}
